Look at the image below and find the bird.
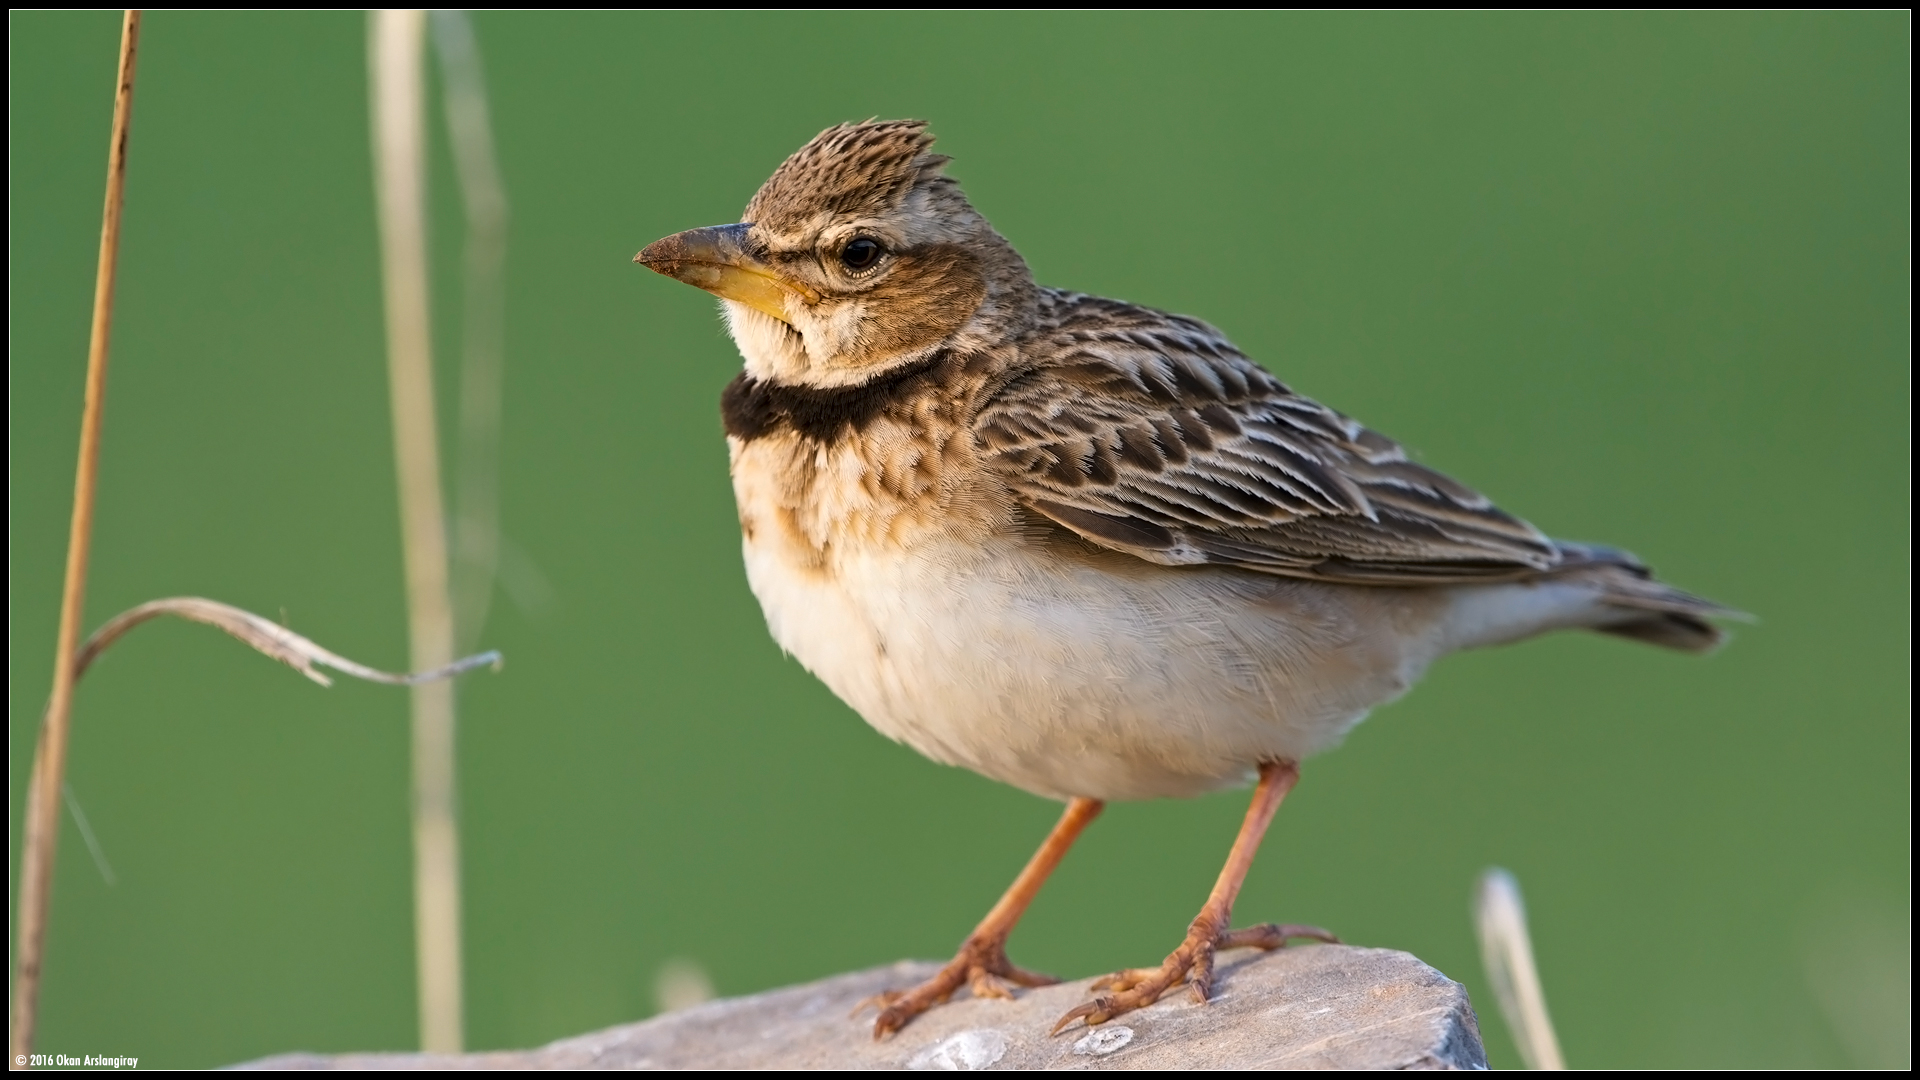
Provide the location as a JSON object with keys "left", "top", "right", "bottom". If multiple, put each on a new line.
{"left": 634, "top": 119, "right": 1733, "bottom": 1039}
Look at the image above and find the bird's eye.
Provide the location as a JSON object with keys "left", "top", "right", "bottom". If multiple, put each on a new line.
{"left": 840, "top": 237, "right": 883, "bottom": 272}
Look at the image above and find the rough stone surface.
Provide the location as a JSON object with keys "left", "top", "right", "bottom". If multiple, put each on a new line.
{"left": 239, "top": 945, "right": 1486, "bottom": 1071}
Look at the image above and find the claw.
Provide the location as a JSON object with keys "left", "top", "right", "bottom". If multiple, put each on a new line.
{"left": 1189, "top": 949, "right": 1215, "bottom": 1005}
{"left": 1051, "top": 997, "right": 1114, "bottom": 1034}
{"left": 849, "top": 989, "right": 902, "bottom": 1020}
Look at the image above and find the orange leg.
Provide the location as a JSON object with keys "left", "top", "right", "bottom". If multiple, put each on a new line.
{"left": 1052, "top": 761, "right": 1337, "bottom": 1033}
{"left": 865, "top": 796, "right": 1104, "bottom": 1039}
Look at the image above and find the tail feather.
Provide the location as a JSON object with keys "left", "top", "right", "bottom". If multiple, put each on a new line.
{"left": 1594, "top": 611, "right": 1725, "bottom": 652}
{"left": 1549, "top": 540, "right": 1745, "bottom": 654}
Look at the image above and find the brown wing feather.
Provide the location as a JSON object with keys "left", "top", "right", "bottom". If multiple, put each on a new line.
{"left": 978, "top": 291, "right": 1561, "bottom": 584}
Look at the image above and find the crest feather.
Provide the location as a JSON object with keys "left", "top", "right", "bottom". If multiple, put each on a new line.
{"left": 746, "top": 120, "right": 950, "bottom": 228}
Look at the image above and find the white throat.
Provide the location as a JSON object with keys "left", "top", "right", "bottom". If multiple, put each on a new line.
{"left": 722, "top": 300, "right": 811, "bottom": 384}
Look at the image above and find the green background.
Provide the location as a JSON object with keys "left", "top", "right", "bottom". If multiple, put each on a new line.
{"left": 10, "top": 11, "right": 1908, "bottom": 1069}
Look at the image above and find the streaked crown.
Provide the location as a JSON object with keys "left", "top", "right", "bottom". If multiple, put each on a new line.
{"left": 746, "top": 120, "right": 952, "bottom": 231}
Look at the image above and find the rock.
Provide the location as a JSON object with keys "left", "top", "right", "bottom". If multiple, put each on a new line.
{"left": 239, "top": 945, "right": 1487, "bottom": 1070}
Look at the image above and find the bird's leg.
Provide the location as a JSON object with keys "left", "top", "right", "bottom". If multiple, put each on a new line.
{"left": 863, "top": 797, "right": 1104, "bottom": 1039}
{"left": 1053, "top": 761, "right": 1337, "bottom": 1033}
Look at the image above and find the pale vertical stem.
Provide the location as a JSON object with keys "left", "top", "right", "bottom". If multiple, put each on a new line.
{"left": 1474, "top": 868, "right": 1566, "bottom": 1069}
{"left": 429, "top": 9, "right": 508, "bottom": 654}
{"left": 12, "top": 10, "right": 140, "bottom": 1062}
{"left": 369, "top": 9, "right": 463, "bottom": 1054}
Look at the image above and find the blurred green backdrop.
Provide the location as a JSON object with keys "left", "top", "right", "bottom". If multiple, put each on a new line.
{"left": 10, "top": 11, "right": 1908, "bottom": 1069}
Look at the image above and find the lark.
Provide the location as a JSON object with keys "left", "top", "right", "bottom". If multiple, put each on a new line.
{"left": 636, "top": 120, "right": 1732, "bottom": 1038}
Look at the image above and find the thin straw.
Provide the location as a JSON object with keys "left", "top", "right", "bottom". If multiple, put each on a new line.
{"left": 12, "top": 10, "right": 142, "bottom": 1061}
{"left": 370, "top": 8, "right": 465, "bottom": 1053}
{"left": 1474, "top": 868, "right": 1567, "bottom": 1069}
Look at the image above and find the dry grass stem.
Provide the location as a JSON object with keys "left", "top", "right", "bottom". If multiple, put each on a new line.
{"left": 12, "top": 10, "right": 141, "bottom": 1061}
{"left": 370, "top": 8, "right": 465, "bottom": 1053}
{"left": 430, "top": 9, "right": 510, "bottom": 654}
{"left": 1474, "top": 868, "right": 1567, "bottom": 1069}
{"left": 27, "top": 595, "right": 500, "bottom": 897}
{"left": 68, "top": 596, "right": 503, "bottom": 689}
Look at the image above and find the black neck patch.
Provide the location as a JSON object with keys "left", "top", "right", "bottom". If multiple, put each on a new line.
{"left": 721, "top": 350, "right": 950, "bottom": 443}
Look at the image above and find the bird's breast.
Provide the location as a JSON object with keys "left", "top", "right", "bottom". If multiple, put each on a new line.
{"left": 727, "top": 416, "right": 1005, "bottom": 569}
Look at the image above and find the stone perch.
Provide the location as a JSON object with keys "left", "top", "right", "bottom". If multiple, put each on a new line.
{"left": 240, "top": 945, "right": 1487, "bottom": 1070}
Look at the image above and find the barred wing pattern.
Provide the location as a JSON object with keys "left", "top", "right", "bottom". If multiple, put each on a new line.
{"left": 977, "top": 293, "right": 1561, "bottom": 585}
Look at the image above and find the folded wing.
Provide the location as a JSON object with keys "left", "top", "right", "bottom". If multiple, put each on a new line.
{"left": 977, "top": 294, "right": 1561, "bottom": 585}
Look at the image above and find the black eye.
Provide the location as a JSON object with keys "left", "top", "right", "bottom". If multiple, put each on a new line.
{"left": 840, "top": 236, "right": 883, "bottom": 272}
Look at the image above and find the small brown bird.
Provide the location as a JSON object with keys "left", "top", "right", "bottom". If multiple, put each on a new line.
{"left": 636, "top": 120, "right": 1732, "bottom": 1038}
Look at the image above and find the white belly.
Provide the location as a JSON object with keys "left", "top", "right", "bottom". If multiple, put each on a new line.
{"left": 742, "top": 527, "right": 1454, "bottom": 801}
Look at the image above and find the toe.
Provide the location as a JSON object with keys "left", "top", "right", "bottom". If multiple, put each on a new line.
{"left": 1089, "top": 967, "right": 1156, "bottom": 993}
{"left": 872, "top": 1005, "right": 908, "bottom": 1040}
{"left": 849, "top": 989, "right": 902, "bottom": 1019}
{"left": 968, "top": 970, "right": 1016, "bottom": 1000}
{"left": 1217, "top": 923, "right": 1340, "bottom": 950}
{"left": 1055, "top": 968, "right": 1188, "bottom": 1034}
{"left": 863, "top": 964, "right": 970, "bottom": 1040}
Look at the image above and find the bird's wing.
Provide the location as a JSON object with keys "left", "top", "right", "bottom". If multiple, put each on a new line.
{"left": 975, "top": 294, "right": 1561, "bottom": 584}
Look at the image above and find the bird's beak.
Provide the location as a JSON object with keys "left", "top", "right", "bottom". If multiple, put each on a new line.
{"left": 634, "top": 223, "right": 819, "bottom": 325}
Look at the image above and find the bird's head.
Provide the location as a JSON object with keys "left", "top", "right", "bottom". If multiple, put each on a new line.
{"left": 637, "top": 120, "right": 1033, "bottom": 388}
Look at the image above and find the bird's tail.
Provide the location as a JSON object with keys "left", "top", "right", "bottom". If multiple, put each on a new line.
{"left": 1547, "top": 540, "right": 1745, "bottom": 654}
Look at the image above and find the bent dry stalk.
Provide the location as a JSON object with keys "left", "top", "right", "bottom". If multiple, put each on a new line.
{"left": 15, "top": 597, "right": 500, "bottom": 1061}
{"left": 65, "top": 597, "right": 502, "bottom": 688}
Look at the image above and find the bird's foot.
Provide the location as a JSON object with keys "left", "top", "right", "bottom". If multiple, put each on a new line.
{"left": 1052, "top": 920, "right": 1337, "bottom": 1033}
{"left": 859, "top": 934, "right": 1058, "bottom": 1039}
